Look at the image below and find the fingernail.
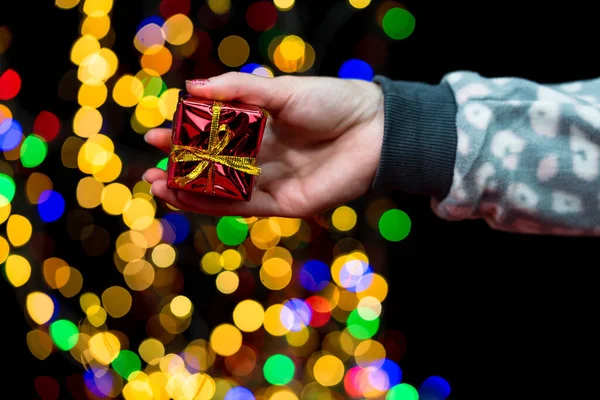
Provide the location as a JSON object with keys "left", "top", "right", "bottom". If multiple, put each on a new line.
{"left": 186, "top": 79, "right": 209, "bottom": 86}
{"left": 144, "top": 130, "right": 154, "bottom": 143}
{"left": 149, "top": 185, "right": 154, "bottom": 196}
{"left": 142, "top": 172, "right": 149, "bottom": 182}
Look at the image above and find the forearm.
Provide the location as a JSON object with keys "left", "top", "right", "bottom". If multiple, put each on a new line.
{"left": 373, "top": 72, "right": 600, "bottom": 235}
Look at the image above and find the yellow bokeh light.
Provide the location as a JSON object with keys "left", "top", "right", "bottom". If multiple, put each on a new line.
{"left": 233, "top": 300, "right": 265, "bottom": 332}
{"left": 70, "top": 35, "right": 100, "bottom": 65}
{"left": 201, "top": 251, "right": 223, "bottom": 275}
{"left": 349, "top": 0, "right": 371, "bottom": 9}
{"left": 270, "top": 217, "right": 302, "bottom": 237}
{"left": 159, "top": 88, "right": 180, "bottom": 121}
{"left": 78, "top": 134, "right": 115, "bottom": 174}
{"left": 135, "top": 96, "right": 166, "bottom": 128}
{"left": 259, "top": 257, "right": 292, "bottom": 290}
{"left": 215, "top": 270, "right": 239, "bottom": 294}
{"left": 26, "top": 172, "right": 53, "bottom": 205}
{"left": 93, "top": 152, "right": 122, "bottom": 182}
{"left": 102, "top": 286, "right": 133, "bottom": 318}
{"left": 81, "top": 15, "right": 111, "bottom": 39}
{"left": 123, "top": 197, "right": 155, "bottom": 230}
{"left": 210, "top": 324, "right": 242, "bottom": 356}
{"left": 83, "top": 0, "right": 113, "bottom": 17}
{"left": 270, "top": 390, "right": 298, "bottom": 400}
{"left": 27, "top": 329, "right": 53, "bottom": 360}
{"left": 280, "top": 35, "right": 305, "bottom": 60}
{"left": 357, "top": 296, "right": 382, "bottom": 320}
{"left": 313, "top": 355, "right": 344, "bottom": 386}
{"left": 218, "top": 35, "right": 250, "bottom": 68}
{"left": 5, "top": 254, "right": 32, "bottom": 287}
{"left": 123, "top": 259, "right": 155, "bottom": 291}
{"left": 44, "top": 257, "right": 71, "bottom": 289}
{"left": 0, "top": 200, "right": 10, "bottom": 225}
{"left": 78, "top": 52, "right": 110, "bottom": 85}
{"left": 113, "top": 75, "right": 144, "bottom": 107}
{"left": 170, "top": 295, "right": 193, "bottom": 318}
{"left": 98, "top": 48, "right": 119, "bottom": 79}
{"left": 78, "top": 82, "right": 108, "bottom": 108}
{"left": 331, "top": 205, "right": 357, "bottom": 232}
{"left": 0, "top": 236, "right": 9, "bottom": 264}
{"left": 208, "top": 0, "right": 231, "bottom": 15}
{"left": 122, "top": 377, "right": 153, "bottom": 400}
{"left": 101, "top": 183, "right": 132, "bottom": 215}
{"left": 80, "top": 292, "right": 101, "bottom": 315}
{"left": 73, "top": 106, "right": 103, "bottom": 138}
{"left": 58, "top": 267, "right": 84, "bottom": 298}
{"left": 263, "top": 304, "right": 289, "bottom": 336}
{"left": 152, "top": 243, "right": 176, "bottom": 268}
{"left": 356, "top": 272, "right": 388, "bottom": 302}
{"left": 55, "top": 0, "right": 80, "bottom": 9}
{"left": 139, "top": 338, "right": 165, "bottom": 366}
{"left": 221, "top": 249, "right": 242, "bottom": 271}
{"left": 89, "top": 332, "right": 121, "bottom": 365}
{"left": 26, "top": 292, "right": 55, "bottom": 325}
{"left": 141, "top": 45, "right": 173, "bottom": 76}
{"left": 162, "top": 14, "right": 194, "bottom": 45}
{"left": 274, "top": 0, "right": 295, "bottom": 11}
{"left": 77, "top": 176, "right": 104, "bottom": 208}
{"left": 251, "top": 218, "right": 281, "bottom": 250}
{"left": 7, "top": 214, "right": 33, "bottom": 247}
{"left": 141, "top": 219, "right": 163, "bottom": 248}
{"left": 354, "top": 339, "right": 386, "bottom": 367}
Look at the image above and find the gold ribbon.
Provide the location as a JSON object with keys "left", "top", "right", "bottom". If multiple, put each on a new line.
{"left": 170, "top": 101, "right": 261, "bottom": 192}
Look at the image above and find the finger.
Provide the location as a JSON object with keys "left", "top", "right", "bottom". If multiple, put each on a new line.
{"left": 150, "top": 179, "right": 282, "bottom": 217}
{"left": 186, "top": 72, "right": 297, "bottom": 114}
{"left": 142, "top": 168, "right": 167, "bottom": 183}
{"left": 144, "top": 128, "right": 172, "bottom": 152}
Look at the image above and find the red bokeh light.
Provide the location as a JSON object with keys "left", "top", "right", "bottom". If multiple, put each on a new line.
{"left": 0, "top": 68, "right": 21, "bottom": 100}
{"left": 33, "top": 111, "right": 61, "bottom": 142}
{"left": 246, "top": 1, "right": 278, "bottom": 32}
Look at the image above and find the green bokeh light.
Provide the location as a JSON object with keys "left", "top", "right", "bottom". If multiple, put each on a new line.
{"left": 383, "top": 7, "right": 416, "bottom": 40}
{"left": 112, "top": 349, "right": 141, "bottom": 380}
{"left": 386, "top": 383, "right": 419, "bottom": 400}
{"left": 20, "top": 134, "right": 48, "bottom": 168}
{"left": 379, "top": 209, "right": 411, "bottom": 242}
{"left": 49, "top": 319, "right": 80, "bottom": 351}
{"left": 156, "top": 157, "right": 168, "bottom": 171}
{"left": 0, "top": 173, "right": 16, "bottom": 205}
{"left": 263, "top": 354, "right": 295, "bottom": 385}
{"left": 347, "top": 308, "right": 379, "bottom": 339}
{"left": 216, "top": 216, "right": 249, "bottom": 246}
{"left": 142, "top": 76, "right": 167, "bottom": 97}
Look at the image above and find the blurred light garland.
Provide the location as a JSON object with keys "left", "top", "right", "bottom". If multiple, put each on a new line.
{"left": 0, "top": 0, "right": 452, "bottom": 399}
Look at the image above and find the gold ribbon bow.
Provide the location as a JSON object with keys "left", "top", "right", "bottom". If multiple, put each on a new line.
{"left": 170, "top": 101, "right": 261, "bottom": 192}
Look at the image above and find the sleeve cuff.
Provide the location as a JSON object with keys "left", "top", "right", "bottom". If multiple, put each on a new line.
{"left": 372, "top": 76, "right": 458, "bottom": 200}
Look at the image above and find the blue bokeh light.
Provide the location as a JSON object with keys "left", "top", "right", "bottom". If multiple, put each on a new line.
{"left": 0, "top": 118, "right": 23, "bottom": 151}
{"left": 37, "top": 190, "right": 66, "bottom": 223}
{"left": 419, "top": 376, "right": 451, "bottom": 400}
{"left": 240, "top": 63, "right": 262, "bottom": 73}
{"left": 299, "top": 260, "right": 331, "bottom": 292}
{"left": 137, "top": 16, "right": 165, "bottom": 32}
{"left": 280, "top": 298, "right": 312, "bottom": 332}
{"left": 225, "top": 386, "right": 255, "bottom": 400}
{"left": 163, "top": 213, "right": 190, "bottom": 244}
{"left": 338, "top": 59, "right": 374, "bottom": 81}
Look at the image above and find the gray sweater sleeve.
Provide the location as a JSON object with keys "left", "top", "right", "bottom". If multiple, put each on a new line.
{"left": 372, "top": 71, "right": 600, "bottom": 235}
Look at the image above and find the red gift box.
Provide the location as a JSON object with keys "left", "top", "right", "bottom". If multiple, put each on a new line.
{"left": 167, "top": 93, "right": 267, "bottom": 201}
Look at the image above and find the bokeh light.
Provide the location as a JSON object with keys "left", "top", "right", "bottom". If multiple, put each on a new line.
{"left": 1, "top": 2, "right": 446, "bottom": 398}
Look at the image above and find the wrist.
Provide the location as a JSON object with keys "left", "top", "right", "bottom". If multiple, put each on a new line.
{"left": 370, "top": 76, "right": 458, "bottom": 200}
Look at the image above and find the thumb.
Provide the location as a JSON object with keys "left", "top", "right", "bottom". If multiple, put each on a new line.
{"left": 185, "top": 72, "right": 295, "bottom": 113}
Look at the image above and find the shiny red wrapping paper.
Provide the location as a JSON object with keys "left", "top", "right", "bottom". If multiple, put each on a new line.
{"left": 167, "top": 93, "right": 267, "bottom": 201}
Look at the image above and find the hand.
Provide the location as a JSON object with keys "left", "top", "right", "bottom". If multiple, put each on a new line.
{"left": 143, "top": 72, "right": 384, "bottom": 217}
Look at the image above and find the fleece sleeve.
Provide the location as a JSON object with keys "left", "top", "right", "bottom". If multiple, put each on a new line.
{"left": 372, "top": 72, "right": 600, "bottom": 235}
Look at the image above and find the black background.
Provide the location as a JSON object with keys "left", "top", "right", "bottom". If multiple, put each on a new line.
{"left": 2, "top": 1, "right": 599, "bottom": 399}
